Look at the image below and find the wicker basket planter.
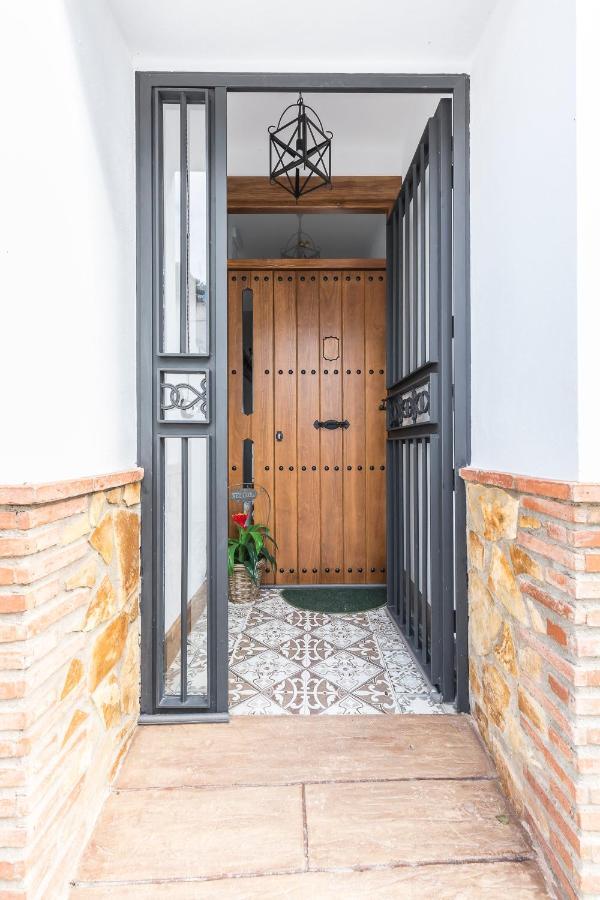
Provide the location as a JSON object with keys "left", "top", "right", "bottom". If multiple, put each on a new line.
{"left": 228, "top": 559, "right": 265, "bottom": 604}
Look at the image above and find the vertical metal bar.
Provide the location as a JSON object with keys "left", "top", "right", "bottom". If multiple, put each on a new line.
{"left": 411, "top": 164, "right": 418, "bottom": 373}
{"left": 429, "top": 434, "right": 443, "bottom": 688}
{"left": 427, "top": 109, "right": 443, "bottom": 689}
{"left": 404, "top": 439, "right": 411, "bottom": 635}
{"left": 414, "top": 438, "right": 421, "bottom": 654}
{"left": 396, "top": 203, "right": 404, "bottom": 386}
{"left": 403, "top": 192, "right": 410, "bottom": 379}
{"left": 180, "top": 438, "right": 189, "bottom": 703}
{"left": 137, "top": 76, "right": 156, "bottom": 715}
{"left": 179, "top": 93, "right": 189, "bottom": 353}
{"left": 386, "top": 214, "right": 394, "bottom": 390}
{"left": 386, "top": 437, "right": 394, "bottom": 615}
{"left": 438, "top": 98, "right": 455, "bottom": 702}
{"left": 452, "top": 79, "right": 471, "bottom": 713}
{"left": 212, "top": 86, "right": 230, "bottom": 714}
{"left": 421, "top": 437, "right": 429, "bottom": 667}
{"left": 419, "top": 142, "right": 427, "bottom": 366}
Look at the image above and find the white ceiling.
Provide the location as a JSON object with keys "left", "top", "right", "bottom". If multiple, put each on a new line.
{"left": 107, "top": 0, "right": 498, "bottom": 71}
{"left": 227, "top": 92, "right": 443, "bottom": 176}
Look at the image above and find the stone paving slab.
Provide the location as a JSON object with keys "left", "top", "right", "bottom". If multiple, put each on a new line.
{"left": 71, "top": 860, "right": 549, "bottom": 898}
{"left": 76, "top": 784, "right": 304, "bottom": 883}
{"left": 305, "top": 778, "right": 532, "bottom": 869}
{"left": 117, "top": 715, "right": 495, "bottom": 789}
{"left": 72, "top": 716, "right": 550, "bottom": 897}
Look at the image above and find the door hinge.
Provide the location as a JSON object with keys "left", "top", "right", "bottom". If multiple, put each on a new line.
{"left": 451, "top": 314, "right": 455, "bottom": 338}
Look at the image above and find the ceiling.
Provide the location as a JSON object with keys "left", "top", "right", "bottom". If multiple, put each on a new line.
{"left": 227, "top": 93, "right": 443, "bottom": 177}
{"left": 107, "top": 0, "right": 498, "bottom": 71}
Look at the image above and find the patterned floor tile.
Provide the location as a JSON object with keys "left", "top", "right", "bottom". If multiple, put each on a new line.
{"left": 246, "top": 619, "right": 304, "bottom": 649}
{"left": 168, "top": 588, "right": 452, "bottom": 717}
{"left": 312, "top": 620, "right": 369, "bottom": 650}
{"left": 312, "top": 650, "right": 382, "bottom": 692}
{"left": 231, "top": 649, "right": 302, "bottom": 691}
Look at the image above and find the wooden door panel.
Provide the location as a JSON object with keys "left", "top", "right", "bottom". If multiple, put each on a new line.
{"left": 296, "top": 274, "right": 321, "bottom": 583}
{"left": 274, "top": 274, "right": 298, "bottom": 584}
{"left": 251, "top": 272, "right": 275, "bottom": 582}
{"left": 319, "top": 272, "right": 344, "bottom": 583}
{"left": 365, "top": 272, "right": 387, "bottom": 584}
{"left": 228, "top": 272, "right": 247, "bottom": 537}
{"left": 342, "top": 273, "right": 366, "bottom": 583}
{"left": 229, "top": 264, "right": 386, "bottom": 591}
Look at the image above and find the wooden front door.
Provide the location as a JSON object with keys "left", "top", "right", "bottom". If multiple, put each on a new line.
{"left": 228, "top": 262, "right": 386, "bottom": 586}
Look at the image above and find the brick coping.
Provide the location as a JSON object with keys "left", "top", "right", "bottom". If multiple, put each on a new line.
{"left": 0, "top": 467, "right": 144, "bottom": 506}
{"left": 460, "top": 467, "right": 600, "bottom": 503}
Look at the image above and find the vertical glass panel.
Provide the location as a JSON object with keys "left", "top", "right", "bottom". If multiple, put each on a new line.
{"left": 161, "top": 100, "right": 208, "bottom": 355}
{"left": 162, "top": 437, "right": 209, "bottom": 698}
{"left": 241, "top": 288, "right": 253, "bottom": 414}
{"left": 163, "top": 438, "right": 182, "bottom": 696}
{"left": 186, "top": 438, "right": 209, "bottom": 696}
{"left": 162, "top": 104, "right": 181, "bottom": 354}
{"left": 187, "top": 103, "right": 209, "bottom": 355}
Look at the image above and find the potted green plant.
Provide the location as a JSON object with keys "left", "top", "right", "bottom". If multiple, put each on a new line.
{"left": 228, "top": 512, "right": 277, "bottom": 603}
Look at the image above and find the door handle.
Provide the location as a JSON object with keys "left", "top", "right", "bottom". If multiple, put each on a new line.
{"left": 313, "top": 419, "right": 350, "bottom": 430}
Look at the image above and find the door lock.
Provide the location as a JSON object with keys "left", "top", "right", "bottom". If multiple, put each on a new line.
{"left": 275, "top": 431, "right": 284, "bottom": 442}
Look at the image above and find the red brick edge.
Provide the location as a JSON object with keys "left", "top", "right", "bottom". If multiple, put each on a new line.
{"left": 0, "top": 468, "right": 144, "bottom": 506}
{"left": 460, "top": 467, "right": 600, "bottom": 504}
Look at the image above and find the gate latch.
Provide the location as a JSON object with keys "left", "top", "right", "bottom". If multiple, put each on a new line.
{"left": 313, "top": 419, "right": 350, "bottom": 430}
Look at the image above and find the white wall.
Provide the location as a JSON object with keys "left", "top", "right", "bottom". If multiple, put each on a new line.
{"left": 0, "top": 0, "right": 136, "bottom": 483}
{"left": 469, "top": 0, "right": 578, "bottom": 480}
{"left": 576, "top": 0, "right": 600, "bottom": 482}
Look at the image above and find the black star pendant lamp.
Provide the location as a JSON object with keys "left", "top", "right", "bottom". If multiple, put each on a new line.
{"left": 269, "top": 92, "right": 333, "bottom": 199}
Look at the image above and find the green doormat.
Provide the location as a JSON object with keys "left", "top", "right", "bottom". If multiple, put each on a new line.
{"left": 281, "top": 587, "right": 386, "bottom": 615}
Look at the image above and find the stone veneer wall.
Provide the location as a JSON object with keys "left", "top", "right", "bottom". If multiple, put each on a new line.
{"left": 462, "top": 468, "right": 600, "bottom": 899}
{"left": 0, "top": 469, "right": 142, "bottom": 899}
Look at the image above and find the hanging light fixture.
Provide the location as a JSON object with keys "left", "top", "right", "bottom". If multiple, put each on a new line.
{"left": 269, "top": 92, "right": 332, "bottom": 199}
{"left": 280, "top": 214, "right": 321, "bottom": 259}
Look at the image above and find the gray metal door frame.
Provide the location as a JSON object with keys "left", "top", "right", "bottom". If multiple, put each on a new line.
{"left": 136, "top": 72, "right": 470, "bottom": 721}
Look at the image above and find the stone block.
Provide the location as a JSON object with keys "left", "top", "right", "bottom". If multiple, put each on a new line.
{"left": 488, "top": 545, "right": 528, "bottom": 624}
{"left": 89, "top": 614, "right": 128, "bottom": 692}
{"left": 89, "top": 514, "right": 113, "bottom": 565}
{"left": 482, "top": 663, "right": 511, "bottom": 729}
{"left": 92, "top": 674, "right": 122, "bottom": 729}
{"left": 114, "top": 509, "right": 140, "bottom": 599}
{"left": 510, "top": 545, "right": 542, "bottom": 580}
{"left": 469, "top": 572, "right": 501, "bottom": 655}
{"left": 494, "top": 622, "right": 517, "bottom": 676}
{"left": 468, "top": 485, "right": 519, "bottom": 541}
{"left": 122, "top": 482, "right": 141, "bottom": 507}
{"left": 82, "top": 576, "right": 117, "bottom": 631}
{"left": 467, "top": 530, "right": 485, "bottom": 570}
{"left": 60, "top": 658, "right": 84, "bottom": 699}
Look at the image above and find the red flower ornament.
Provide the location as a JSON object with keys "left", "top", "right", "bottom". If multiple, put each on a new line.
{"left": 232, "top": 512, "right": 249, "bottom": 528}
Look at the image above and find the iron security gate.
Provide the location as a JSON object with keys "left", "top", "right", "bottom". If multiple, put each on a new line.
{"left": 137, "top": 83, "right": 229, "bottom": 720}
{"left": 137, "top": 73, "right": 470, "bottom": 721}
{"left": 386, "top": 98, "right": 467, "bottom": 707}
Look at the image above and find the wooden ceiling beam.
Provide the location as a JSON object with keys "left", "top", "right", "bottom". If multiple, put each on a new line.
{"left": 228, "top": 175, "right": 402, "bottom": 216}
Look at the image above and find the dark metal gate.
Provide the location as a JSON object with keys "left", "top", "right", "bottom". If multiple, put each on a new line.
{"left": 386, "top": 98, "right": 467, "bottom": 708}
{"left": 137, "top": 82, "right": 229, "bottom": 721}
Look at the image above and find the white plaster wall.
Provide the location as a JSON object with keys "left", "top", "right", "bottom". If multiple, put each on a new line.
{"left": 469, "top": 0, "right": 578, "bottom": 480}
{"left": 576, "top": 0, "right": 600, "bottom": 482}
{"left": 0, "top": 1, "right": 136, "bottom": 484}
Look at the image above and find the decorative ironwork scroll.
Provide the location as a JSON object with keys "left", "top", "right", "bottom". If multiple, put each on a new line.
{"left": 159, "top": 372, "right": 208, "bottom": 422}
{"left": 386, "top": 377, "right": 434, "bottom": 431}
